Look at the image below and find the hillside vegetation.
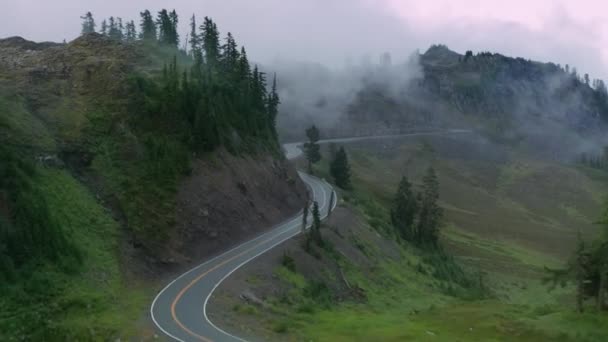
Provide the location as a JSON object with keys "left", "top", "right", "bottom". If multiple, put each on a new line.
{"left": 0, "top": 9, "right": 300, "bottom": 340}
{"left": 209, "top": 135, "right": 608, "bottom": 341}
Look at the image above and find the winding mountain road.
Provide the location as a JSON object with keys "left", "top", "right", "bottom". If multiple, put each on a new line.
{"left": 150, "top": 130, "right": 471, "bottom": 341}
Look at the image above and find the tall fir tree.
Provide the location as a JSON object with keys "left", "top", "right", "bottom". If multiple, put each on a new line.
{"left": 117, "top": 18, "right": 125, "bottom": 40}
{"left": 304, "top": 125, "right": 321, "bottom": 173}
{"left": 139, "top": 10, "right": 157, "bottom": 42}
{"left": 310, "top": 201, "right": 323, "bottom": 245}
{"left": 220, "top": 32, "right": 240, "bottom": 74}
{"left": 100, "top": 19, "right": 108, "bottom": 36}
{"left": 391, "top": 176, "right": 418, "bottom": 241}
{"left": 80, "top": 12, "right": 96, "bottom": 34}
{"left": 201, "top": 17, "right": 220, "bottom": 67}
{"left": 189, "top": 15, "right": 201, "bottom": 56}
{"left": 416, "top": 167, "right": 442, "bottom": 245}
{"left": 267, "top": 74, "right": 280, "bottom": 141}
{"left": 107, "top": 16, "right": 124, "bottom": 40}
{"left": 330, "top": 146, "right": 351, "bottom": 189}
{"left": 125, "top": 20, "right": 137, "bottom": 42}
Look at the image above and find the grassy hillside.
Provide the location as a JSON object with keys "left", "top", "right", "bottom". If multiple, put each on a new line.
{"left": 0, "top": 10, "right": 299, "bottom": 340}
{"left": 208, "top": 134, "right": 608, "bottom": 341}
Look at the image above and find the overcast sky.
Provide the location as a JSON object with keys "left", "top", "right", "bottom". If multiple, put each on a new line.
{"left": 2, "top": 0, "right": 608, "bottom": 79}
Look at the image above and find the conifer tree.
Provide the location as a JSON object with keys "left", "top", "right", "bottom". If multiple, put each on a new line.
{"left": 157, "top": 9, "right": 175, "bottom": 46}
{"left": 391, "top": 176, "right": 418, "bottom": 241}
{"left": 100, "top": 19, "right": 108, "bottom": 36}
{"left": 108, "top": 17, "right": 122, "bottom": 40}
{"left": 221, "top": 33, "right": 239, "bottom": 73}
{"left": 169, "top": 10, "right": 179, "bottom": 47}
{"left": 140, "top": 10, "right": 157, "bottom": 42}
{"left": 311, "top": 201, "right": 323, "bottom": 245}
{"left": 330, "top": 146, "right": 351, "bottom": 190}
{"left": 125, "top": 20, "right": 137, "bottom": 42}
{"left": 304, "top": 125, "right": 321, "bottom": 173}
{"left": 302, "top": 202, "right": 309, "bottom": 232}
{"left": 80, "top": 12, "right": 96, "bottom": 35}
{"left": 189, "top": 14, "right": 202, "bottom": 56}
{"left": 201, "top": 17, "right": 220, "bottom": 67}
{"left": 416, "top": 167, "right": 442, "bottom": 245}
{"left": 117, "top": 18, "right": 125, "bottom": 40}
{"left": 267, "top": 74, "right": 280, "bottom": 141}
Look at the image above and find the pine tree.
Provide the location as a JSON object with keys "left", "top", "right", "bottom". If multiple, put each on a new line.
{"left": 330, "top": 147, "right": 351, "bottom": 189}
{"left": 100, "top": 19, "right": 108, "bottom": 36}
{"left": 237, "top": 47, "right": 251, "bottom": 81}
{"left": 140, "top": 10, "right": 157, "bottom": 42}
{"left": 311, "top": 201, "right": 323, "bottom": 245}
{"left": 117, "top": 18, "right": 125, "bottom": 40}
{"left": 169, "top": 10, "right": 179, "bottom": 47}
{"left": 304, "top": 125, "right": 321, "bottom": 173}
{"left": 302, "top": 202, "right": 309, "bottom": 232}
{"left": 391, "top": 176, "right": 418, "bottom": 241}
{"left": 125, "top": 20, "right": 137, "bottom": 42}
{"left": 416, "top": 167, "right": 442, "bottom": 245}
{"left": 267, "top": 73, "right": 280, "bottom": 141}
{"left": 328, "top": 191, "right": 335, "bottom": 218}
{"left": 108, "top": 17, "right": 122, "bottom": 40}
{"left": 221, "top": 32, "right": 240, "bottom": 73}
{"left": 201, "top": 17, "right": 220, "bottom": 67}
{"left": 157, "top": 9, "right": 173, "bottom": 46}
{"left": 189, "top": 14, "right": 201, "bottom": 56}
{"left": 80, "top": 12, "right": 96, "bottom": 35}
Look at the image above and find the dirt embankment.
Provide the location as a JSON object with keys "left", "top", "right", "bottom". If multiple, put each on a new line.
{"left": 207, "top": 205, "right": 402, "bottom": 341}
{"left": 153, "top": 150, "right": 308, "bottom": 271}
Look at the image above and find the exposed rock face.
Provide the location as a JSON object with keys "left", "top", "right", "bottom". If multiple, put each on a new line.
{"left": 166, "top": 150, "right": 307, "bottom": 266}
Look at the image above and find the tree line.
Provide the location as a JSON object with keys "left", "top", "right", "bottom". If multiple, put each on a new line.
{"left": 81, "top": 10, "right": 280, "bottom": 153}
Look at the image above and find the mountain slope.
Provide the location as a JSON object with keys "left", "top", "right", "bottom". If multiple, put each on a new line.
{"left": 0, "top": 19, "right": 305, "bottom": 340}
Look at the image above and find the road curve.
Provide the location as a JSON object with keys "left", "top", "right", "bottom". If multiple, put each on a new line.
{"left": 151, "top": 169, "right": 335, "bottom": 341}
{"left": 151, "top": 130, "right": 470, "bottom": 341}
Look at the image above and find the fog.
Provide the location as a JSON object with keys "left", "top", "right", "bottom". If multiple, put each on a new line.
{"left": 2, "top": 1, "right": 607, "bottom": 78}
{"left": 3, "top": 0, "right": 608, "bottom": 156}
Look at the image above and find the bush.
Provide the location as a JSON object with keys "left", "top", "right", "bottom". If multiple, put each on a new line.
{"left": 304, "top": 280, "right": 332, "bottom": 307}
{"left": 281, "top": 252, "right": 296, "bottom": 272}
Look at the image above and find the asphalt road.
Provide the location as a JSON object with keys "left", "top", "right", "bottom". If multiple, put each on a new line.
{"left": 151, "top": 167, "right": 335, "bottom": 342}
{"left": 151, "top": 130, "right": 471, "bottom": 341}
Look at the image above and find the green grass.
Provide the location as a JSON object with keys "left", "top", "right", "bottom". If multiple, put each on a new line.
{"left": 252, "top": 136, "right": 608, "bottom": 341}
{"left": 0, "top": 168, "right": 150, "bottom": 340}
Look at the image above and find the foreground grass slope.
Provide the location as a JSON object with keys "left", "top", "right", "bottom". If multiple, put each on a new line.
{"left": 0, "top": 167, "right": 150, "bottom": 340}
{"left": 208, "top": 134, "right": 608, "bottom": 341}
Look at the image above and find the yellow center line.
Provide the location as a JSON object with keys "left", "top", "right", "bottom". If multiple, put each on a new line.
{"left": 170, "top": 226, "right": 296, "bottom": 341}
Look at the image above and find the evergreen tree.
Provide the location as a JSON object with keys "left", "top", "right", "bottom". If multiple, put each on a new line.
{"left": 108, "top": 17, "right": 122, "bottom": 40}
{"left": 189, "top": 14, "right": 202, "bottom": 57}
{"left": 80, "top": 12, "right": 96, "bottom": 35}
{"left": 330, "top": 146, "right": 351, "bottom": 189}
{"left": 416, "top": 167, "right": 442, "bottom": 245}
{"left": 237, "top": 47, "right": 251, "bottom": 81}
{"left": 267, "top": 73, "right": 280, "bottom": 141}
{"left": 157, "top": 9, "right": 174, "bottom": 46}
{"left": 125, "top": 20, "right": 137, "bottom": 42}
{"left": 100, "top": 19, "right": 108, "bottom": 36}
{"left": 221, "top": 32, "right": 240, "bottom": 73}
{"left": 140, "top": 10, "right": 157, "bottom": 42}
{"left": 302, "top": 201, "right": 309, "bottom": 232}
{"left": 328, "top": 191, "right": 335, "bottom": 218}
{"left": 391, "top": 176, "right": 418, "bottom": 242}
{"left": 311, "top": 201, "right": 323, "bottom": 245}
{"left": 170, "top": 10, "right": 179, "bottom": 47}
{"left": 304, "top": 125, "right": 321, "bottom": 173}
{"left": 117, "top": 18, "right": 125, "bottom": 40}
{"left": 201, "top": 17, "right": 220, "bottom": 67}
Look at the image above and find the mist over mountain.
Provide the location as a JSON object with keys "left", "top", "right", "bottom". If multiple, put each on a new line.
{"left": 275, "top": 44, "right": 608, "bottom": 160}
